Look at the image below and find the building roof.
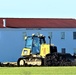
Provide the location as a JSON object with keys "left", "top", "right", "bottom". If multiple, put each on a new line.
{"left": 0, "top": 18, "right": 4, "bottom": 28}
{"left": 0, "top": 18, "right": 76, "bottom": 28}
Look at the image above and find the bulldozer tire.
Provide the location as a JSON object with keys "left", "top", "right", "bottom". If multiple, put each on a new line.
{"left": 17, "top": 58, "right": 25, "bottom": 66}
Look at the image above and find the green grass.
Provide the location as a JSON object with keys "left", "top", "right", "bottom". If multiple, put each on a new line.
{"left": 0, "top": 67, "right": 76, "bottom": 75}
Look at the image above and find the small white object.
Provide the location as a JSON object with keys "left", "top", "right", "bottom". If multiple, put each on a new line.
{"left": 32, "top": 33, "right": 35, "bottom": 36}
{"left": 24, "top": 50, "right": 27, "bottom": 54}
{"left": 3, "top": 19, "right": 6, "bottom": 27}
{"left": 40, "top": 34, "right": 43, "bottom": 36}
{"left": 24, "top": 36, "right": 27, "bottom": 40}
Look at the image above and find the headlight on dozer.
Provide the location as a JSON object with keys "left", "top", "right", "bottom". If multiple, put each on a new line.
{"left": 24, "top": 50, "right": 28, "bottom": 54}
{"left": 21, "top": 48, "right": 31, "bottom": 56}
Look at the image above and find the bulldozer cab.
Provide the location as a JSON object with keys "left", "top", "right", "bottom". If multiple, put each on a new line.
{"left": 32, "top": 36, "right": 46, "bottom": 54}
{"left": 24, "top": 34, "right": 46, "bottom": 55}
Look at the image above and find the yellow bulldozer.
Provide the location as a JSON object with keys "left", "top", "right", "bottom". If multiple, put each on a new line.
{"left": 17, "top": 33, "right": 75, "bottom": 66}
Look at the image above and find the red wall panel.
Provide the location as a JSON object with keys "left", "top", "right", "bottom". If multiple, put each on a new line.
{"left": 0, "top": 19, "right": 4, "bottom": 28}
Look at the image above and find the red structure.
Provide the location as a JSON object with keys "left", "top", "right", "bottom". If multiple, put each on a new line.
{"left": 0, "top": 18, "right": 76, "bottom": 28}
{"left": 0, "top": 18, "right": 4, "bottom": 28}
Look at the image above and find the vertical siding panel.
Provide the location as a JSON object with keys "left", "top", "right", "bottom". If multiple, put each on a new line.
{"left": 0, "top": 19, "right": 4, "bottom": 28}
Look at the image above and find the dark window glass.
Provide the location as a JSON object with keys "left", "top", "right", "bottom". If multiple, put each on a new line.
{"left": 61, "top": 32, "right": 65, "bottom": 39}
{"left": 73, "top": 32, "right": 76, "bottom": 39}
{"left": 61, "top": 48, "right": 66, "bottom": 53}
{"left": 74, "top": 48, "right": 76, "bottom": 56}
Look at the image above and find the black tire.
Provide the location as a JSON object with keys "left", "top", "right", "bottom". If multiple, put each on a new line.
{"left": 17, "top": 58, "right": 25, "bottom": 66}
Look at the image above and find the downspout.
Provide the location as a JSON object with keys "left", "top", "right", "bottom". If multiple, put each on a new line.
{"left": 3, "top": 19, "right": 6, "bottom": 27}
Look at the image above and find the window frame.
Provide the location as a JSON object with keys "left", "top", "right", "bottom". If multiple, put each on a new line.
{"left": 48, "top": 32, "right": 52, "bottom": 39}
{"left": 61, "top": 32, "right": 65, "bottom": 39}
{"left": 61, "top": 48, "right": 66, "bottom": 53}
{"left": 73, "top": 32, "right": 76, "bottom": 39}
{"left": 74, "top": 48, "right": 76, "bottom": 55}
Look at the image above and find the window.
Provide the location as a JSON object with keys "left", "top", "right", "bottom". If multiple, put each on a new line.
{"left": 23, "top": 32, "right": 27, "bottom": 39}
{"left": 61, "top": 48, "right": 66, "bottom": 53}
{"left": 61, "top": 32, "right": 65, "bottom": 39}
{"left": 74, "top": 48, "right": 76, "bottom": 55}
{"left": 48, "top": 32, "right": 52, "bottom": 39}
{"left": 73, "top": 32, "right": 76, "bottom": 39}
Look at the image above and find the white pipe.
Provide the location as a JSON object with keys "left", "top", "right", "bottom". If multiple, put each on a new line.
{"left": 3, "top": 19, "right": 6, "bottom": 27}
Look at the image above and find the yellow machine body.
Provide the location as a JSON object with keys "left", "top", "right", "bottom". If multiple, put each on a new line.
{"left": 21, "top": 48, "right": 31, "bottom": 56}
{"left": 21, "top": 44, "right": 50, "bottom": 58}
{"left": 40, "top": 44, "right": 50, "bottom": 58}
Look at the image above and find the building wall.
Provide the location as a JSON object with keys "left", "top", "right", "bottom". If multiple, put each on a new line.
{"left": 0, "top": 28, "right": 76, "bottom": 62}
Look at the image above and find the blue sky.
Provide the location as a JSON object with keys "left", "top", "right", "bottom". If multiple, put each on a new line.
{"left": 0, "top": 0, "right": 76, "bottom": 18}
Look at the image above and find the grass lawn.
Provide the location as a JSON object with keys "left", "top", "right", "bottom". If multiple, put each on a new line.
{"left": 0, "top": 67, "right": 76, "bottom": 75}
